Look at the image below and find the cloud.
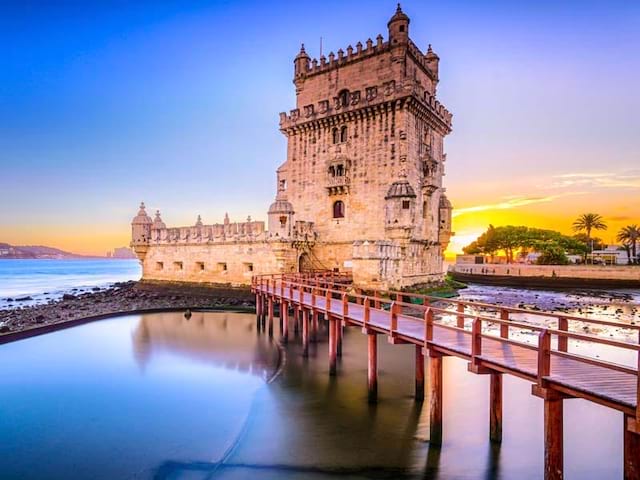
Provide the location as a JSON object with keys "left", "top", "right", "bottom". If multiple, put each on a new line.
{"left": 452, "top": 193, "right": 579, "bottom": 218}
{"left": 550, "top": 171, "right": 640, "bottom": 189}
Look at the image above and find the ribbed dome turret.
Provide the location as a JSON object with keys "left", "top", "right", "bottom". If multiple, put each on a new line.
{"left": 152, "top": 210, "right": 166, "bottom": 229}
{"left": 268, "top": 197, "right": 294, "bottom": 214}
{"left": 132, "top": 202, "right": 152, "bottom": 225}
{"left": 426, "top": 44, "right": 439, "bottom": 61}
{"left": 439, "top": 194, "right": 452, "bottom": 209}
{"left": 385, "top": 181, "right": 416, "bottom": 199}
{"left": 388, "top": 4, "right": 409, "bottom": 26}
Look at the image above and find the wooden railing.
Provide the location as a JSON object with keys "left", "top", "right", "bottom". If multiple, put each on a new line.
{"left": 253, "top": 273, "right": 640, "bottom": 409}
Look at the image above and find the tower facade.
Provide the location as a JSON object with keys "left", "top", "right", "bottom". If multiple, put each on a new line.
{"left": 277, "top": 5, "right": 453, "bottom": 287}
{"left": 132, "top": 5, "right": 453, "bottom": 289}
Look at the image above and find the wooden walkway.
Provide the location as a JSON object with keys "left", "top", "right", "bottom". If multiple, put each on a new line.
{"left": 252, "top": 274, "right": 640, "bottom": 480}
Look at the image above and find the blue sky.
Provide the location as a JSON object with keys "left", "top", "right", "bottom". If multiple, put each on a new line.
{"left": 1, "top": 1, "right": 638, "bottom": 253}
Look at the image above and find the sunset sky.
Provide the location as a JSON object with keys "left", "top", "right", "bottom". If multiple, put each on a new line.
{"left": 1, "top": 0, "right": 638, "bottom": 256}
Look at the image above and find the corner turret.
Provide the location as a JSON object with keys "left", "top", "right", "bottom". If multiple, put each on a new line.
{"left": 268, "top": 189, "right": 295, "bottom": 239}
{"left": 131, "top": 202, "right": 152, "bottom": 260}
{"left": 388, "top": 4, "right": 409, "bottom": 46}
{"left": 294, "top": 44, "right": 310, "bottom": 81}
{"left": 425, "top": 44, "right": 440, "bottom": 81}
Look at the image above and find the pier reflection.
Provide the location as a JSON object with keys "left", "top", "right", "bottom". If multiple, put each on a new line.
{"left": 131, "top": 311, "right": 278, "bottom": 379}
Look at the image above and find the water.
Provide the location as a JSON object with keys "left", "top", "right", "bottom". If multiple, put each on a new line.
{"left": 0, "top": 259, "right": 141, "bottom": 306}
{"left": 0, "top": 310, "right": 628, "bottom": 479}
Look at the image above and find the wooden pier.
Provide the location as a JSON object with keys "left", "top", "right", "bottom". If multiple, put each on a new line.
{"left": 252, "top": 273, "right": 640, "bottom": 479}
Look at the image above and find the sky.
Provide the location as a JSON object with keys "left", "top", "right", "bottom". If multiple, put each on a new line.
{"left": 1, "top": 0, "right": 639, "bottom": 256}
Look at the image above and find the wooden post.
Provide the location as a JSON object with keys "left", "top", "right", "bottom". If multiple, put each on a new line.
{"left": 311, "top": 310, "right": 318, "bottom": 342}
{"left": 256, "top": 293, "right": 262, "bottom": 317}
{"left": 363, "top": 297, "right": 370, "bottom": 328}
{"left": 471, "top": 317, "right": 482, "bottom": 367}
{"left": 337, "top": 318, "right": 343, "bottom": 357}
{"left": 544, "top": 397, "right": 564, "bottom": 480}
{"left": 329, "top": 316, "right": 337, "bottom": 376}
{"left": 415, "top": 344, "right": 425, "bottom": 402}
{"left": 429, "top": 353, "right": 443, "bottom": 445}
{"left": 282, "top": 301, "right": 289, "bottom": 343}
{"left": 456, "top": 302, "right": 465, "bottom": 328}
{"left": 558, "top": 317, "right": 568, "bottom": 352}
{"left": 500, "top": 308, "right": 509, "bottom": 338}
{"left": 367, "top": 333, "right": 378, "bottom": 403}
{"left": 490, "top": 373, "right": 503, "bottom": 443}
{"left": 390, "top": 301, "right": 398, "bottom": 335}
{"left": 624, "top": 415, "right": 640, "bottom": 480}
{"left": 302, "top": 308, "right": 309, "bottom": 357}
{"left": 268, "top": 296, "right": 274, "bottom": 337}
{"left": 538, "top": 329, "right": 551, "bottom": 386}
{"left": 374, "top": 290, "right": 381, "bottom": 309}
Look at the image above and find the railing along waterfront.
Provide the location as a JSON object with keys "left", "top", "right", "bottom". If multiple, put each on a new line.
{"left": 251, "top": 272, "right": 640, "bottom": 480}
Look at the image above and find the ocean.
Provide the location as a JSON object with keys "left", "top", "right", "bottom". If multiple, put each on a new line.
{"left": 0, "top": 259, "right": 141, "bottom": 307}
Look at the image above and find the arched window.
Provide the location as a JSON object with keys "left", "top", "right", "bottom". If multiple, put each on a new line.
{"left": 332, "top": 128, "right": 340, "bottom": 144}
{"left": 338, "top": 89, "right": 349, "bottom": 108}
{"left": 333, "top": 200, "right": 345, "bottom": 219}
{"left": 340, "top": 126, "right": 348, "bottom": 143}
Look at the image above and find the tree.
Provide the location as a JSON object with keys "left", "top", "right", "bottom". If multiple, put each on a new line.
{"left": 536, "top": 242, "right": 569, "bottom": 265}
{"left": 617, "top": 225, "right": 640, "bottom": 264}
{"left": 461, "top": 225, "right": 587, "bottom": 264}
{"left": 572, "top": 213, "right": 607, "bottom": 240}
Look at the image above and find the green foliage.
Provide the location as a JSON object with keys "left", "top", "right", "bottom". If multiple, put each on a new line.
{"left": 536, "top": 242, "right": 569, "bottom": 265}
{"left": 572, "top": 213, "right": 607, "bottom": 238}
{"left": 462, "top": 225, "right": 588, "bottom": 264}
{"left": 616, "top": 224, "right": 640, "bottom": 264}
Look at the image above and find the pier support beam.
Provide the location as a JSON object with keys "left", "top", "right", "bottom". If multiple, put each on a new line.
{"left": 367, "top": 333, "right": 378, "bottom": 403}
{"left": 624, "top": 416, "right": 640, "bottom": 480}
{"left": 329, "top": 316, "right": 338, "bottom": 376}
{"left": 337, "top": 321, "right": 343, "bottom": 357}
{"left": 543, "top": 397, "right": 564, "bottom": 480}
{"left": 415, "top": 345, "right": 425, "bottom": 402}
{"left": 267, "top": 297, "right": 274, "bottom": 337}
{"left": 311, "top": 311, "right": 318, "bottom": 342}
{"left": 489, "top": 373, "right": 503, "bottom": 443}
{"left": 302, "top": 308, "right": 309, "bottom": 357}
{"left": 281, "top": 301, "right": 289, "bottom": 343}
{"left": 429, "top": 353, "right": 443, "bottom": 445}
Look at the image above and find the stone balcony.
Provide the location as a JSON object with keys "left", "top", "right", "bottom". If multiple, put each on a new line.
{"left": 327, "top": 175, "right": 350, "bottom": 195}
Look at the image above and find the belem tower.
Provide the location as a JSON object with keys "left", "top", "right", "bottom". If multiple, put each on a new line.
{"left": 131, "top": 5, "right": 453, "bottom": 290}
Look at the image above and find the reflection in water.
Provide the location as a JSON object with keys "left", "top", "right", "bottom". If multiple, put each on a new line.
{"left": 0, "top": 306, "right": 628, "bottom": 479}
{"left": 131, "top": 311, "right": 275, "bottom": 380}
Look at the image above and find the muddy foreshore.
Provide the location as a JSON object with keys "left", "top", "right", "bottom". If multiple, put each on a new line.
{"left": 0, "top": 281, "right": 255, "bottom": 337}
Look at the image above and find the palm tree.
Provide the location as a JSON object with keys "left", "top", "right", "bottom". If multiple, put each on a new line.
{"left": 572, "top": 213, "right": 608, "bottom": 239}
{"left": 572, "top": 213, "right": 607, "bottom": 263}
{"left": 617, "top": 225, "right": 640, "bottom": 264}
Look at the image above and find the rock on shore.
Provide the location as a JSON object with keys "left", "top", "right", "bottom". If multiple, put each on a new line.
{"left": 0, "top": 281, "right": 255, "bottom": 335}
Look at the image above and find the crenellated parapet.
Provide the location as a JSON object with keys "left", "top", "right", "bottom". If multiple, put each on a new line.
{"left": 279, "top": 79, "right": 452, "bottom": 133}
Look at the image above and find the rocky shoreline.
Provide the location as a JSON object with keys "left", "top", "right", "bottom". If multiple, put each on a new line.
{"left": 0, "top": 281, "right": 255, "bottom": 336}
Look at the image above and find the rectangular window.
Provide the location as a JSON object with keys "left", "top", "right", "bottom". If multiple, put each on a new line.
{"left": 173, "top": 261, "right": 183, "bottom": 270}
{"left": 218, "top": 262, "right": 227, "bottom": 272}
{"left": 196, "top": 262, "right": 205, "bottom": 271}
{"left": 402, "top": 200, "right": 411, "bottom": 209}
{"left": 156, "top": 262, "right": 164, "bottom": 270}
{"left": 244, "top": 263, "right": 254, "bottom": 272}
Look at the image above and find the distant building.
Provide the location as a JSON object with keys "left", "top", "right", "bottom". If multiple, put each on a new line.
{"left": 112, "top": 247, "right": 136, "bottom": 259}
{"left": 131, "top": 6, "right": 454, "bottom": 289}
{"left": 587, "top": 245, "right": 628, "bottom": 265}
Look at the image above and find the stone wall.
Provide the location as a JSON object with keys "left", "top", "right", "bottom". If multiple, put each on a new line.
{"left": 450, "top": 263, "right": 640, "bottom": 281}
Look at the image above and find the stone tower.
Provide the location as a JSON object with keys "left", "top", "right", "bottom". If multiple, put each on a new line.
{"left": 277, "top": 4, "right": 453, "bottom": 287}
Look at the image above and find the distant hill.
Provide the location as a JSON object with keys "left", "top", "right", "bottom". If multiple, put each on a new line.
{"left": 0, "top": 243, "right": 100, "bottom": 259}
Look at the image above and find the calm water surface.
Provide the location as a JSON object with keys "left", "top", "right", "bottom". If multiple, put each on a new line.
{"left": 0, "top": 310, "right": 627, "bottom": 479}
